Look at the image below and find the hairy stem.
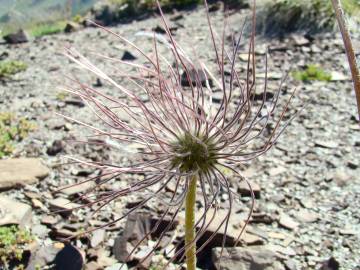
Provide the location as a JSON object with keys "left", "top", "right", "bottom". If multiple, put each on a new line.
{"left": 185, "top": 174, "right": 197, "bottom": 270}
{"left": 331, "top": 0, "right": 360, "bottom": 121}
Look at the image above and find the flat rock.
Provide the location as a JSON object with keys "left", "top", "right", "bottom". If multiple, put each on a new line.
{"left": 90, "top": 229, "right": 106, "bottom": 248}
{"left": 0, "top": 196, "right": 32, "bottom": 227}
{"left": 179, "top": 208, "right": 249, "bottom": 246}
{"left": 48, "top": 197, "right": 82, "bottom": 215}
{"left": 237, "top": 180, "right": 261, "bottom": 199}
{"left": 0, "top": 158, "right": 49, "bottom": 190}
{"left": 105, "top": 263, "right": 128, "bottom": 270}
{"left": 278, "top": 213, "right": 299, "bottom": 230}
{"left": 295, "top": 209, "right": 319, "bottom": 223}
{"left": 181, "top": 68, "right": 213, "bottom": 87}
{"left": 212, "top": 246, "right": 283, "bottom": 270}
{"left": 330, "top": 71, "right": 350, "bottom": 81}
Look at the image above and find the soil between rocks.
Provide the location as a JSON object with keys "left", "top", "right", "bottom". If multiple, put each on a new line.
{"left": 0, "top": 4, "right": 359, "bottom": 270}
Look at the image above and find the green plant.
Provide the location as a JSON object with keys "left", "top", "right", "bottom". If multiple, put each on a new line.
{"left": 30, "top": 21, "right": 66, "bottom": 37}
{"left": 0, "top": 112, "right": 36, "bottom": 158}
{"left": 56, "top": 91, "right": 69, "bottom": 101}
{"left": 72, "top": 14, "right": 84, "bottom": 24}
{"left": 292, "top": 64, "right": 332, "bottom": 82}
{"left": 0, "top": 61, "right": 27, "bottom": 79}
{"left": 0, "top": 225, "right": 33, "bottom": 268}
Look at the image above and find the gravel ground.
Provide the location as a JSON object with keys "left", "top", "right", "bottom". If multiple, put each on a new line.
{"left": 0, "top": 4, "right": 359, "bottom": 270}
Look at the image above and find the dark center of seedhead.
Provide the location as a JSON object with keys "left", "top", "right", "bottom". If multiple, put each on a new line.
{"left": 171, "top": 132, "right": 217, "bottom": 173}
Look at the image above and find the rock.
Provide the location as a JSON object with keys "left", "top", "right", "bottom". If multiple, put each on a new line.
{"left": 132, "top": 245, "right": 153, "bottom": 269}
{"left": 239, "top": 53, "right": 253, "bottom": 62}
{"left": 268, "top": 166, "right": 286, "bottom": 176}
{"left": 0, "top": 51, "right": 9, "bottom": 60}
{"left": 60, "top": 180, "right": 94, "bottom": 196}
{"left": 332, "top": 170, "right": 351, "bottom": 187}
{"left": 3, "top": 29, "right": 29, "bottom": 44}
{"left": 48, "top": 197, "right": 81, "bottom": 216}
{"left": 310, "top": 44, "right": 322, "bottom": 53}
{"left": 284, "top": 259, "right": 298, "bottom": 270}
{"left": 0, "top": 158, "right": 49, "bottom": 190}
{"left": 256, "top": 72, "right": 283, "bottom": 80}
{"left": 339, "top": 228, "right": 357, "bottom": 235}
{"left": 152, "top": 21, "right": 180, "bottom": 35}
{"left": 314, "top": 140, "right": 338, "bottom": 149}
{"left": 26, "top": 244, "right": 63, "bottom": 270}
{"left": 212, "top": 246, "right": 281, "bottom": 270}
{"left": 0, "top": 196, "right": 32, "bottom": 227}
{"left": 295, "top": 209, "right": 319, "bottom": 223}
{"left": 208, "top": 2, "right": 221, "bottom": 12}
{"left": 178, "top": 208, "right": 249, "bottom": 247}
{"left": 291, "top": 34, "right": 310, "bottom": 46}
{"left": 105, "top": 263, "right": 128, "bottom": 270}
{"left": 330, "top": 71, "right": 350, "bottom": 81}
{"left": 64, "top": 22, "right": 80, "bottom": 33}
{"left": 47, "top": 140, "right": 64, "bottom": 156}
{"left": 32, "top": 224, "right": 49, "bottom": 238}
{"left": 237, "top": 180, "right": 261, "bottom": 199}
{"left": 319, "top": 257, "right": 340, "bottom": 270}
{"left": 90, "top": 229, "right": 106, "bottom": 248}
{"left": 121, "top": 51, "right": 137, "bottom": 61}
{"left": 41, "top": 215, "right": 59, "bottom": 226}
{"left": 96, "top": 249, "right": 118, "bottom": 267}
{"left": 85, "top": 261, "right": 101, "bottom": 270}
{"left": 91, "top": 1, "right": 118, "bottom": 26}
{"left": 251, "top": 91, "right": 274, "bottom": 101}
{"left": 54, "top": 244, "right": 84, "bottom": 270}
{"left": 65, "top": 99, "right": 85, "bottom": 107}
{"left": 278, "top": 213, "right": 299, "bottom": 230}
{"left": 113, "top": 213, "right": 151, "bottom": 262}
{"left": 181, "top": 68, "right": 213, "bottom": 87}
{"left": 93, "top": 78, "right": 103, "bottom": 87}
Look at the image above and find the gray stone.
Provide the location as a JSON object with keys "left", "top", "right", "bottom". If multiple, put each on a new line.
{"left": 0, "top": 196, "right": 32, "bottom": 227}
{"left": 0, "top": 158, "right": 49, "bottom": 190}
{"left": 105, "top": 263, "right": 128, "bottom": 270}
{"left": 48, "top": 197, "right": 82, "bottom": 215}
{"left": 295, "top": 209, "right": 319, "bottom": 223}
{"left": 279, "top": 213, "right": 299, "bottom": 230}
{"left": 90, "top": 229, "right": 106, "bottom": 248}
{"left": 212, "top": 246, "right": 280, "bottom": 270}
{"left": 3, "top": 29, "right": 29, "bottom": 43}
{"left": 237, "top": 180, "right": 261, "bottom": 199}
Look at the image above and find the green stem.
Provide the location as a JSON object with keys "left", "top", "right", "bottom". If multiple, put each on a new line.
{"left": 185, "top": 174, "right": 197, "bottom": 270}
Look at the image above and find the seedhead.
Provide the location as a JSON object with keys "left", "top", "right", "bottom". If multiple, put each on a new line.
{"left": 171, "top": 132, "right": 217, "bottom": 173}
{"left": 59, "top": 0, "right": 298, "bottom": 269}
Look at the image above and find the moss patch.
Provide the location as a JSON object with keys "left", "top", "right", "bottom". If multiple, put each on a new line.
{"left": 0, "top": 61, "right": 27, "bottom": 79}
{"left": 0, "top": 112, "right": 36, "bottom": 158}
{"left": 0, "top": 225, "right": 34, "bottom": 268}
{"left": 292, "top": 64, "right": 332, "bottom": 82}
{"left": 30, "top": 21, "right": 66, "bottom": 37}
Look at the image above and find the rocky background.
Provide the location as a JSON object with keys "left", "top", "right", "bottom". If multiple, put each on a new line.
{"left": 0, "top": 1, "right": 359, "bottom": 270}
